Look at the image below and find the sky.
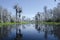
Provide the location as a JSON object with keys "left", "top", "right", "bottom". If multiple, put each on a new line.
{"left": 0, "top": 0, "right": 59, "bottom": 19}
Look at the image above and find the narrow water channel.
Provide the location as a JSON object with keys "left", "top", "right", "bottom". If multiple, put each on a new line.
{"left": 0, "top": 24, "right": 60, "bottom": 40}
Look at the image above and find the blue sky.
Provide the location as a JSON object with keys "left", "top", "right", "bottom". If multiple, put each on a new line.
{"left": 0, "top": 0, "right": 59, "bottom": 18}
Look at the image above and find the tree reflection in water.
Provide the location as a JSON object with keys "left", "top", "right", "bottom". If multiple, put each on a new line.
{"left": 15, "top": 24, "right": 23, "bottom": 40}
{"left": 22, "top": 24, "right": 25, "bottom": 29}
{"left": 0, "top": 24, "right": 60, "bottom": 40}
{"left": 35, "top": 23, "right": 48, "bottom": 40}
{"left": 35, "top": 23, "right": 60, "bottom": 40}
{"left": 35, "top": 23, "right": 41, "bottom": 33}
{"left": 53, "top": 25, "right": 60, "bottom": 40}
{"left": 0, "top": 25, "right": 12, "bottom": 40}
{"left": 44, "top": 25, "right": 48, "bottom": 40}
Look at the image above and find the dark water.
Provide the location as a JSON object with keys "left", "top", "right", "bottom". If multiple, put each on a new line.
{"left": 0, "top": 24, "right": 60, "bottom": 40}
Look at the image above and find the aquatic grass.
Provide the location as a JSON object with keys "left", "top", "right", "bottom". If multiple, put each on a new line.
{"left": 0, "top": 22, "right": 30, "bottom": 26}
{"left": 33, "top": 21, "right": 60, "bottom": 25}
{"left": 42, "top": 22, "right": 60, "bottom": 25}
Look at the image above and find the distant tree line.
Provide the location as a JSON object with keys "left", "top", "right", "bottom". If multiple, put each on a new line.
{"left": 0, "top": 6, "right": 11, "bottom": 23}
{"left": 0, "top": 6, "right": 20, "bottom": 23}
{"left": 35, "top": 3, "right": 60, "bottom": 22}
{"left": 0, "top": 6, "right": 31, "bottom": 23}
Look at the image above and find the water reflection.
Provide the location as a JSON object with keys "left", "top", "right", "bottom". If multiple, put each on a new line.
{"left": 0, "top": 24, "right": 23, "bottom": 40}
{"left": 22, "top": 24, "right": 26, "bottom": 29}
{"left": 15, "top": 28, "right": 23, "bottom": 40}
{"left": 53, "top": 25, "right": 60, "bottom": 40}
{"left": 35, "top": 23, "right": 49, "bottom": 40}
{"left": 0, "top": 25, "right": 13, "bottom": 40}
{"left": 44, "top": 25, "right": 48, "bottom": 40}
{"left": 35, "top": 23, "right": 60, "bottom": 40}
{"left": 0, "top": 24, "right": 60, "bottom": 40}
{"left": 15, "top": 24, "right": 23, "bottom": 40}
{"left": 35, "top": 23, "right": 41, "bottom": 33}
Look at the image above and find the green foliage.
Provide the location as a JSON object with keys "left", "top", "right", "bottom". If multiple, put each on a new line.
{"left": 46, "top": 19, "right": 52, "bottom": 22}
